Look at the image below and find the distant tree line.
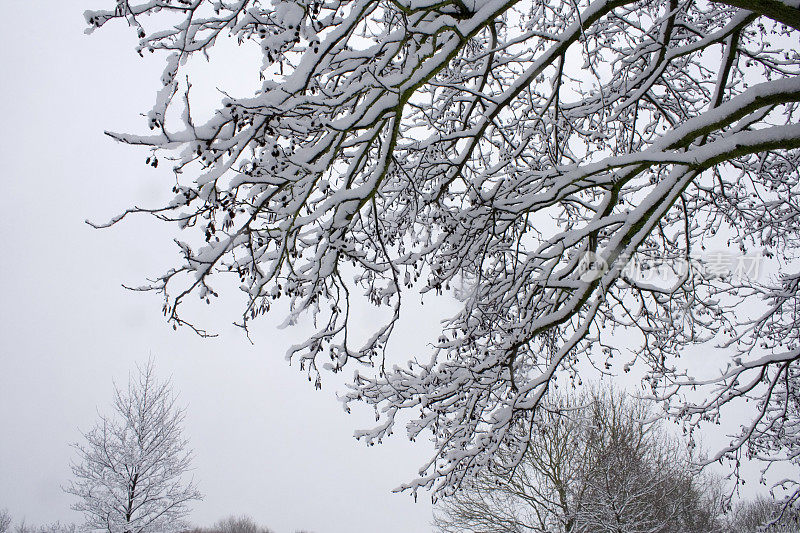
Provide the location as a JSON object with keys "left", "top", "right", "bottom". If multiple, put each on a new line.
{"left": 184, "top": 515, "right": 273, "bottom": 533}
{"left": 434, "top": 388, "right": 799, "bottom": 533}
{"left": 2, "top": 481, "right": 797, "bottom": 533}
{"left": 183, "top": 514, "right": 313, "bottom": 533}
{"left": 0, "top": 512, "right": 75, "bottom": 533}
{"left": 0, "top": 511, "right": 313, "bottom": 533}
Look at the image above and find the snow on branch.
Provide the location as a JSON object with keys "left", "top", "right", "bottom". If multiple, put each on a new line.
{"left": 85, "top": 0, "right": 800, "bottom": 500}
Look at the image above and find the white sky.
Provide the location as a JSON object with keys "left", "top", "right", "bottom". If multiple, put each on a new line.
{"left": 0, "top": 2, "right": 440, "bottom": 532}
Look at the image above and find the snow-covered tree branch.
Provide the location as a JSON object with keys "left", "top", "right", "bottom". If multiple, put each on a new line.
{"left": 85, "top": 0, "right": 800, "bottom": 500}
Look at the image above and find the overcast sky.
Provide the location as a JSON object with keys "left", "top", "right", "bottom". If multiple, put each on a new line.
{"left": 0, "top": 2, "right": 444, "bottom": 532}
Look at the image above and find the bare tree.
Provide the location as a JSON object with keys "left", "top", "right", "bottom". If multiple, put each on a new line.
{"left": 435, "top": 389, "right": 722, "bottom": 533}
{"left": 575, "top": 431, "right": 716, "bottom": 533}
{"left": 0, "top": 510, "right": 11, "bottom": 533}
{"left": 66, "top": 361, "right": 202, "bottom": 533}
{"left": 724, "top": 496, "right": 800, "bottom": 532}
{"left": 435, "top": 393, "right": 592, "bottom": 533}
{"left": 84, "top": 0, "right": 800, "bottom": 497}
